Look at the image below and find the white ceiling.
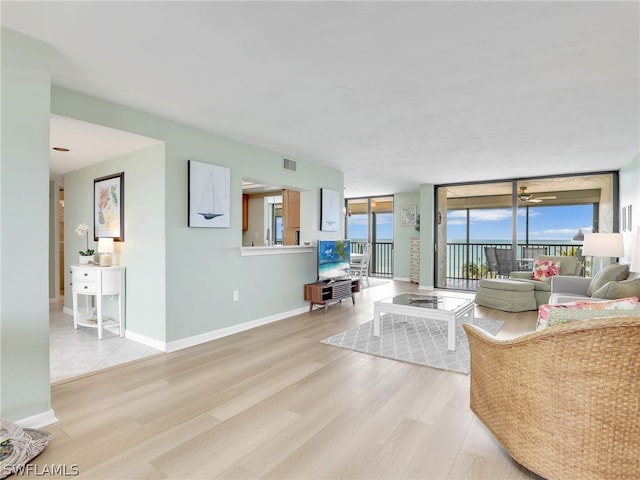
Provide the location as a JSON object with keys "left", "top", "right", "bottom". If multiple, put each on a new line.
{"left": 3, "top": 1, "right": 639, "bottom": 197}
{"left": 49, "top": 115, "right": 162, "bottom": 179}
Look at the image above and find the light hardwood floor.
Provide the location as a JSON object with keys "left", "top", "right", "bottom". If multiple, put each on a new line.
{"left": 37, "top": 280, "right": 543, "bottom": 479}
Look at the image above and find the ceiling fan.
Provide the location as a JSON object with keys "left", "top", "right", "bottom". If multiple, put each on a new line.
{"left": 517, "top": 186, "right": 557, "bottom": 203}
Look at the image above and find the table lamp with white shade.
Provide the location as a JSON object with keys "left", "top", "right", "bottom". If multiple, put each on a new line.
{"left": 582, "top": 233, "right": 625, "bottom": 275}
{"left": 97, "top": 237, "right": 114, "bottom": 267}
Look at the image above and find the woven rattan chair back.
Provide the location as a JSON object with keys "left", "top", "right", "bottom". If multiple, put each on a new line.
{"left": 464, "top": 317, "right": 640, "bottom": 480}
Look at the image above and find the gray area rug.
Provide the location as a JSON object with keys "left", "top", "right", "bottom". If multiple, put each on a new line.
{"left": 321, "top": 314, "right": 503, "bottom": 374}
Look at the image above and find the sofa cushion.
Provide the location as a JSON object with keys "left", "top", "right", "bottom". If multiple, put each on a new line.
{"left": 586, "top": 263, "right": 630, "bottom": 296}
{"left": 591, "top": 277, "right": 640, "bottom": 300}
{"left": 531, "top": 259, "right": 561, "bottom": 281}
{"left": 536, "top": 296, "right": 639, "bottom": 330}
{"left": 509, "top": 277, "right": 551, "bottom": 291}
{"left": 536, "top": 255, "right": 581, "bottom": 276}
{"left": 478, "top": 278, "right": 535, "bottom": 292}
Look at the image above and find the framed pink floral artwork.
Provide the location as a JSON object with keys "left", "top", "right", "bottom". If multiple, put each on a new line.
{"left": 94, "top": 172, "right": 124, "bottom": 241}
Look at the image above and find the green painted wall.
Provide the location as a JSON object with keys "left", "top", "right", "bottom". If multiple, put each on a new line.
{"left": 48, "top": 181, "right": 56, "bottom": 300}
{"left": 619, "top": 153, "right": 640, "bottom": 262}
{"left": 63, "top": 144, "right": 166, "bottom": 341}
{"left": 0, "top": 28, "right": 52, "bottom": 421}
{"left": 393, "top": 192, "right": 420, "bottom": 280}
{"left": 619, "top": 153, "right": 640, "bottom": 224}
{"left": 51, "top": 87, "right": 343, "bottom": 344}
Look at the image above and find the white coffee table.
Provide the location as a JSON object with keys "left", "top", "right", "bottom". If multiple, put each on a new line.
{"left": 373, "top": 293, "right": 474, "bottom": 351}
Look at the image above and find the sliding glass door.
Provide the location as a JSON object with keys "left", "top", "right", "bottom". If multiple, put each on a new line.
{"left": 435, "top": 173, "right": 616, "bottom": 290}
{"left": 345, "top": 196, "right": 394, "bottom": 276}
{"left": 437, "top": 181, "right": 513, "bottom": 289}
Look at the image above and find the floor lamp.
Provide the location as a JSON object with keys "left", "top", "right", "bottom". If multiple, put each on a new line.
{"left": 582, "top": 233, "right": 625, "bottom": 276}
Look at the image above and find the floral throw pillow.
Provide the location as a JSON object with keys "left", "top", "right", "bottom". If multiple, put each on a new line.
{"left": 531, "top": 259, "right": 561, "bottom": 281}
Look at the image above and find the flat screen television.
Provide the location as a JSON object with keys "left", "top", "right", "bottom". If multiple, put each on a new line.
{"left": 317, "top": 239, "right": 351, "bottom": 281}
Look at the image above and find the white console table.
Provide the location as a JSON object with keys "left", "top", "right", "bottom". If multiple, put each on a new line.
{"left": 71, "top": 265, "right": 126, "bottom": 340}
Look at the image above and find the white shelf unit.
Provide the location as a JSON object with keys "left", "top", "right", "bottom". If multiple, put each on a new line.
{"left": 410, "top": 237, "right": 420, "bottom": 284}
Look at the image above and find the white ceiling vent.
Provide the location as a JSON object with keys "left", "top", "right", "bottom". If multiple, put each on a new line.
{"left": 283, "top": 157, "right": 297, "bottom": 172}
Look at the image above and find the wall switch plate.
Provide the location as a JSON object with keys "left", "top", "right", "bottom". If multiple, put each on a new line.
{"left": 233, "top": 290, "right": 239, "bottom": 302}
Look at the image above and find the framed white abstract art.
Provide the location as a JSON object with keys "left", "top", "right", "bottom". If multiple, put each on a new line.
{"left": 320, "top": 188, "right": 340, "bottom": 232}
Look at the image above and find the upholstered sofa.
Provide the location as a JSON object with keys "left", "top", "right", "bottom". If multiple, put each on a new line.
{"left": 508, "top": 254, "right": 583, "bottom": 306}
{"left": 463, "top": 315, "right": 640, "bottom": 480}
{"left": 475, "top": 255, "right": 583, "bottom": 311}
{"left": 549, "top": 263, "right": 639, "bottom": 304}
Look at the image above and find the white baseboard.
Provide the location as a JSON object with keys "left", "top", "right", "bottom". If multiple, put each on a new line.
{"left": 165, "top": 306, "right": 309, "bottom": 353}
{"left": 393, "top": 276, "right": 410, "bottom": 282}
{"left": 64, "top": 304, "right": 311, "bottom": 354}
{"left": 418, "top": 284, "right": 435, "bottom": 291}
{"left": 16, "top": 409, "right": 58, "bottom": 429}
{"left": 125, "top": 329, "right": 167, "bottom": 352}
{"left": 49, "top": 297, "right": 59, "bottom": 304}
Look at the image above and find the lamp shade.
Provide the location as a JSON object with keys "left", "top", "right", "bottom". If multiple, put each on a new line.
{"left": 97, "top": 237, "right": 114, "bottom": 254}
{"left": 582, "top": 233, "right": 624, "bottom": 258}
{"left": 631, "top": 228, "right": 640, "bottom": 273}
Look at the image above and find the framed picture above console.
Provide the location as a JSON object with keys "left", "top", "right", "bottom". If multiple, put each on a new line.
{"left": 94, "top": 172, "right": 124, "bottom": 241}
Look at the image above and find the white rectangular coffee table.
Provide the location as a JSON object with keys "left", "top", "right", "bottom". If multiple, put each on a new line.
{"left": 373, "top": 293, "right": 474, "bottom": 351}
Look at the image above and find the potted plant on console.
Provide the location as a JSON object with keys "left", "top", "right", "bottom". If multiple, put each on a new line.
{"left": 76, "top": 222, "right": 95, "bottom": 264}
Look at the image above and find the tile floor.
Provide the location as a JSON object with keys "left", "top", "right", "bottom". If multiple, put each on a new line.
{"left": 50, "top": 300, "right": 162, "bottom": 384}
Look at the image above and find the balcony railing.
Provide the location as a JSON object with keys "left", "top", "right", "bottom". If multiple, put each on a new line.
{"left": 446, "top": 242, "right": 582, "bottom": 280}
{"left": 349, "top": 241, "right": 581, "bottom": 286}
{"left": 352, "top": 241, "right": 393, "bottom": 277}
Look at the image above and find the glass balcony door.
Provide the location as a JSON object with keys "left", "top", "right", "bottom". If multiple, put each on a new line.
{"left": 437, "top": 181, "right": 513, "bottom": 288}
{"left": 436, "top": 173, "right": 615, "bottom": 290}
{"left": 345, "top": 196, "right": 394, "bottom": 276}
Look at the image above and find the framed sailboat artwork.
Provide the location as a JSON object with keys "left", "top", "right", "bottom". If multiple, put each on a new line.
{"left": 188, "top": 160, "right": 231, "bottom": 228}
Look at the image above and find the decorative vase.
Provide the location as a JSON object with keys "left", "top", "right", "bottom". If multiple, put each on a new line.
{"left": 79, "top": 255, "right": 94, "bottom": 265}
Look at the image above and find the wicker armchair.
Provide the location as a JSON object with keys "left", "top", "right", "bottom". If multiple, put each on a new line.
{"left": 463, "top": 317, "right": 640, "bottom": 480}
